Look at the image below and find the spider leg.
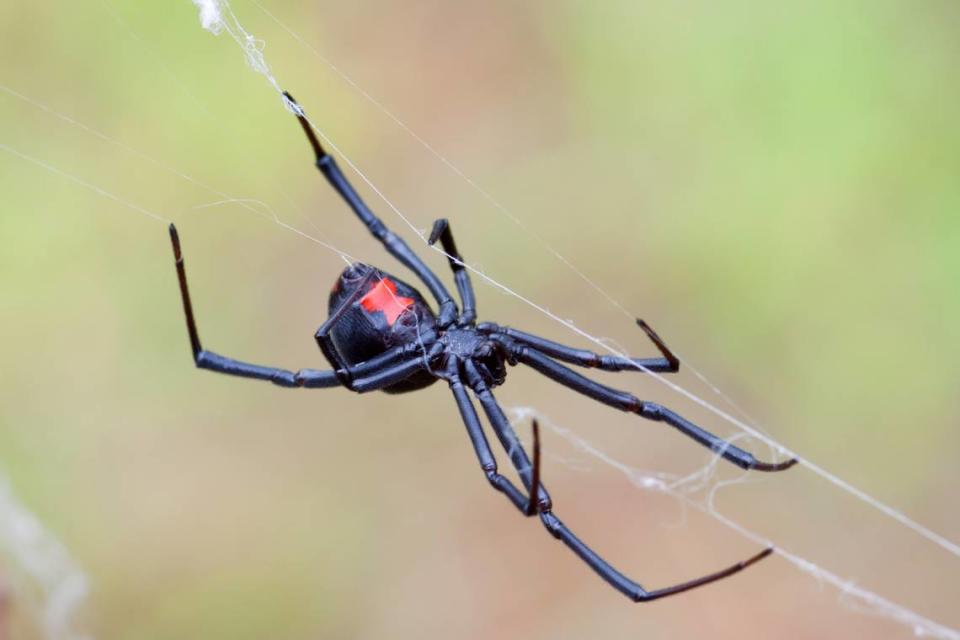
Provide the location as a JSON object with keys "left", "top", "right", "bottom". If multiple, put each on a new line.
{"left": 463, "top": 359, "right": 552, "bottom": 510}
{"left": 540, "top": 516, "right": 774, "bottom": 602}
{"left": 444, "top": 357, "right": 538, "bottom": 514}
{"left": 462, "top": 359, "right": 774, "bottom": 601}
{"left": 478, "top": 319, "right": 678, "bottom": 373}
{"left": 490, "top": 334, "right": 796, "bottom": 472}
{"left": 526, "top": 418, "right": 542, "bottom": 517}
{"left": 428, "top": 218, "right": 476, "bottom": 325}
{"left": 169, "top": 223, "right": 422, "bottom": 390}
{"left": 283, "top": 92, "right": 457, "bottom": 327}
{"left": 350, "top": 343, "right": 443, "bottom": 393}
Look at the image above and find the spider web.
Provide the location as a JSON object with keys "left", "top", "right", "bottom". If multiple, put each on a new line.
{"left": 1, "top": 1, "right": 957, "bottom": 638}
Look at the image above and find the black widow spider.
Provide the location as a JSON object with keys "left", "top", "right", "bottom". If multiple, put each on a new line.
{"left": 168, "top": 91, "right": 797, "bottom": 602}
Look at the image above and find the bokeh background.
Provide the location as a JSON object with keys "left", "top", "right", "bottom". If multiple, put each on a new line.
{"left": 1, "top": 1, "right": 958, "bottom": 638}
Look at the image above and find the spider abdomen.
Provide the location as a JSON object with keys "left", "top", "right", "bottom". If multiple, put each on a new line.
{"left": 324, "top": 264, "right": 439, "bottom": 393}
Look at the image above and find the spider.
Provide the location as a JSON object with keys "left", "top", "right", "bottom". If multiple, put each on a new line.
{"left": 167, "top": 91, "right": 797, "bottom": 602}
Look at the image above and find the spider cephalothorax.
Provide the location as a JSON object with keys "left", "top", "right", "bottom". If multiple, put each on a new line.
{"left": 168, "top": 91, "right": 797, "bottom": 603}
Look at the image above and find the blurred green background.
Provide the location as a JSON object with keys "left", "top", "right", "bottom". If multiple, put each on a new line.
{"left": 1, "top": 1, "right": 958, "bottom": 638}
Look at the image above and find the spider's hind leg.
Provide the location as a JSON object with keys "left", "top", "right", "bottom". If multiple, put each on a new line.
{"left": 168, "top": 224, "right": 426, "bottom": 392}
{"left": 167, "top": 224, "right": 339, "bottom": 388}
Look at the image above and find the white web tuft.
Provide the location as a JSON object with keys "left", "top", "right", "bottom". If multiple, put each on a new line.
{"left": 191, "top": 0, "right": 287, "bottom": 102}
{"left": 192, "top": 0, "right": 223, "bottom": 34}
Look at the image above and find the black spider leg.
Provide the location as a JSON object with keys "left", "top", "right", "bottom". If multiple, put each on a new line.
{"left": 463, "top": 360, "right": 552, "bottom": 509}
{"left": 461, "top": 360, "right": 773, "bottom": 601}
{"left": 428, "top": 218, "right": 476, "bottom": 326}
{"left": 525, "top": 418, "right": 542, "bottom": 516}
{"left": 478, "top": 319, "right": 678, "bottom": 373}
{"left": 490, "top": 334, "right": 797, "bottom": 472}
{"left": 351, "top": 342, "right": 444, "bottom": 393}
{"left": 284, "top": 92, "right": 457, "bottom": 328}
{"left": 169, "top": 224, "right": 427, "bottom": 390}
{"left": 444, "top": 357, "right": 538, "bottom": 514}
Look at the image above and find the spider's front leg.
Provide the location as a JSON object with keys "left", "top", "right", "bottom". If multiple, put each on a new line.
{"left": 168, "top": 224, "right": 428, "bottom": 391}
{"left": 489, "top": 333, "right": 796, "bottom": 472}
{"left": 478, "top": 319, "right": 679, "bottom": 373}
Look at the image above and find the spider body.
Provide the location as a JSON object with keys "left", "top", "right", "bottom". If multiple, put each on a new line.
{"left": 325, "top": 262, "right": 508, "bottom": 393}
{"left": 167, "top": 91, "right": 797, "bottom": 602}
